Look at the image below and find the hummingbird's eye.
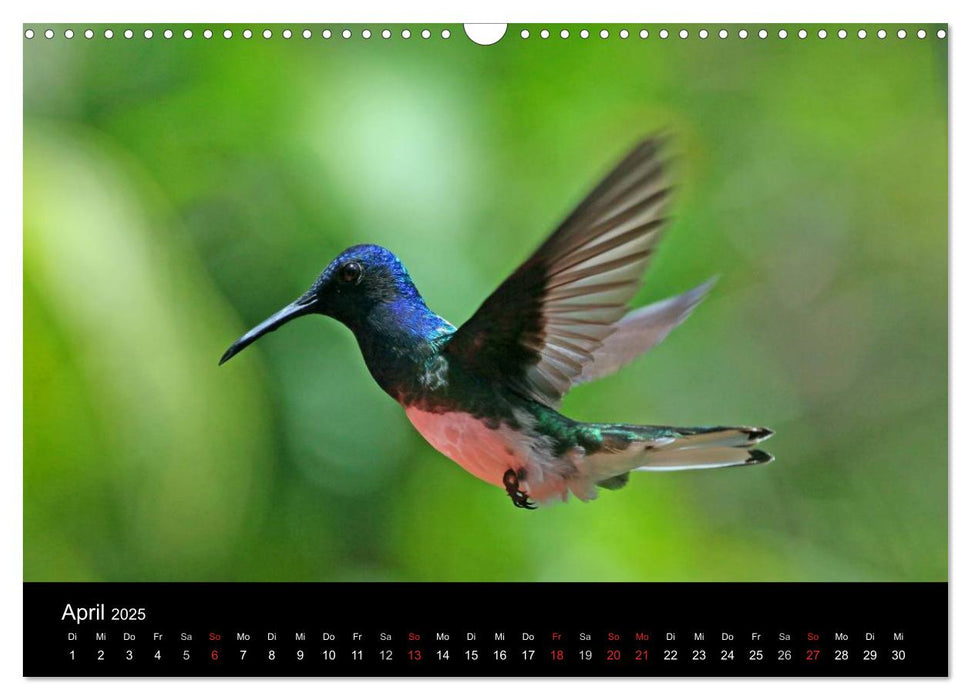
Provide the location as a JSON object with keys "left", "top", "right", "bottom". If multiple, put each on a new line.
{"left": 340, "top": 261, "right": 363, "bottom": 284}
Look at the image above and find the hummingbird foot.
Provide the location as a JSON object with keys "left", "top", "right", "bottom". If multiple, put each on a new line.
{"left": 502, "top": 468, "right": 536, "bottom": 510}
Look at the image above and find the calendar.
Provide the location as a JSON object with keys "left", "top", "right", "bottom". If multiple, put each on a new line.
{"left": 24, "top": 583, "right": 946, "bottom": 676}
{"left": 23, "top": 21, "right": 948, "bottom": 680}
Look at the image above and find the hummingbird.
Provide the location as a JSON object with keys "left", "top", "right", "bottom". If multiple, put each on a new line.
{"left": 220, "top": 137, "right": 774, "bottom": 509}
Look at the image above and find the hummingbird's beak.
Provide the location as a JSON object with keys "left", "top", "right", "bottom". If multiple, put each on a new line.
{"left": 219, "top": 292, "right": 317, "bottom": 365}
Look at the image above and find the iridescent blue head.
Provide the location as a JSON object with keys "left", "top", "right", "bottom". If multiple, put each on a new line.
{"left": 219, "top": 244, "right": 440, "bottom": 365}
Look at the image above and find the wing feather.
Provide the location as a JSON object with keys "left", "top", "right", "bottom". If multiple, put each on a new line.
{"left": 444, "top": 137, "right": 678, "bottom": 406}
{"left": 574, "top": 279, "right": 716, "bottom": 385}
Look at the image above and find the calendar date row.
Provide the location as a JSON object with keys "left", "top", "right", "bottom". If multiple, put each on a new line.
{"left": 65, "top": 645, "right": 908, "bottom": 665}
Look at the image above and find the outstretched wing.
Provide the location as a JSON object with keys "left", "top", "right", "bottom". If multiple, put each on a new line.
{"left": 444, "top": 137, "right": 675, "bottom": 407}
{"left": 573, "top": 278, "right": 715, "bottom": 386}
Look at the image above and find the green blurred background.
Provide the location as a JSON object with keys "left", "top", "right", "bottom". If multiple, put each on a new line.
{"left": 24, "top": 24, "right": 947, "bottom": 582}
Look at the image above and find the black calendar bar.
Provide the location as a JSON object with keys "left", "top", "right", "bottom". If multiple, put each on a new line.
{"left": 24, "top": 582, "right": 947, "bottom": 677}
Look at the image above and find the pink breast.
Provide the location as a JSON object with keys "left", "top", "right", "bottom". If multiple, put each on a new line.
{"left": 404, "top": 408, "right": 519, "bottom": 488}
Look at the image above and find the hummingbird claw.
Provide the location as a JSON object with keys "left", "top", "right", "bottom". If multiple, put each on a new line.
{"left": 503, "top": 468, "right": 536, "bottom": 510}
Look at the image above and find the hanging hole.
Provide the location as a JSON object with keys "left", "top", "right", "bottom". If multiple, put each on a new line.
{"left": 463, "top": 23, "right": 506, "bottom": 46}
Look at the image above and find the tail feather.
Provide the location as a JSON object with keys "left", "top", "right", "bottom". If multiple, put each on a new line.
{"left": 585, "top": 424, "right": 774, "bottom": 492}
{"left": 654, "top": 426, "right": 774, "bottom": 450}
{"left": 635, "top": 446, "right": 773, "bottom": 472}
